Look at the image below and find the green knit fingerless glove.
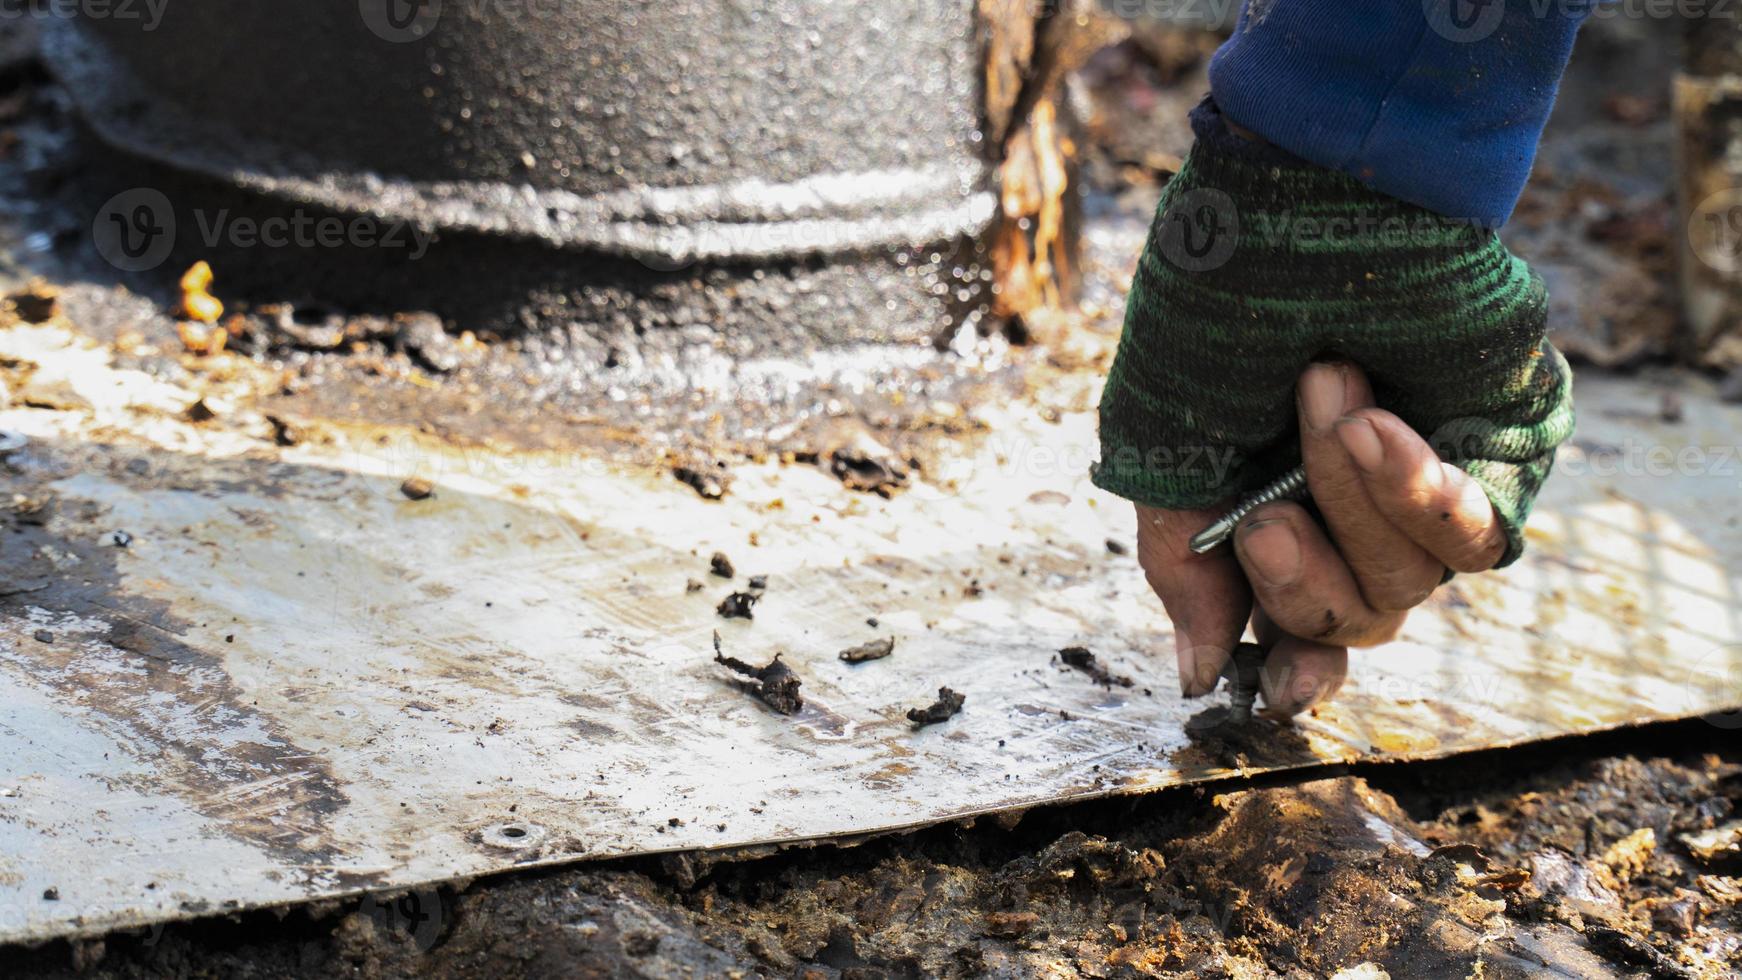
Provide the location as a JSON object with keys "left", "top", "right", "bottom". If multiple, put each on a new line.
{"left": 1095, "top": 101, "right": 1573, "bottom": 568}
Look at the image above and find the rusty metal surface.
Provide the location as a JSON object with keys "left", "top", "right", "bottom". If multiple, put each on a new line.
{"left": 0, "top": 322, "right": 1739, "bottom": 945}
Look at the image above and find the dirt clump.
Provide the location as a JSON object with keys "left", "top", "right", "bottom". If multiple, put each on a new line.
{"left": 906, "top": 687, "right": 965, "bottom": 727}
{"left": 838, "top": 637, "right": 895, "bottom": 664}
{"left": 711, "top": 632, "right": 802, "bottom": 715}
{"left": 1058, "top": 645, "right": 1133, "bottom": 688}
{"left": 672, "top": 460, "right": 731, "bottom": 500}
{"left": 715, "top": 591, "right": 759, "bottom": 620}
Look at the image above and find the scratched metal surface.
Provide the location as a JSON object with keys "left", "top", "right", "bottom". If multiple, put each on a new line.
{"left": 0, "top": 323, "right": 1739, "bottom": 944}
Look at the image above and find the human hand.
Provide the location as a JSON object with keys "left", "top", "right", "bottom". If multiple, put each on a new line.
{"left": 1134, "top": 361, "right": 1509, "bottom": 716}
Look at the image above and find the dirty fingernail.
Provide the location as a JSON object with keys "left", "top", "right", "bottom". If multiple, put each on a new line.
{"left": 1239, "top": 519, "right": 1301, "bottom": 589}
{"left": 1300, "top": 364, "right": 1347, "bottom": 432}
{"left": 1335, "top": 416, "right": 1384, "bottom": 472}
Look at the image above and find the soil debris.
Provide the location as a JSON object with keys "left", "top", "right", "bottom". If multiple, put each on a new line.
{"left": 711, "top": 631, "right": 802, "bottom": 715}
{"left": 838, "top": 637, "right": 896, "bottom": 664}
{"left": 907, "top": 687, "right": 965, "bottom": 727}
{"left": 745, "top": 574, "right": 767, "bottom": 592}
{"left": 9, "top": 495, "right": 50, "bottom": 526}
{"left": 708, "top": 551, "right": 734, "bottom": 579}
{"left": 393, "top": 312, "right": 463, "bottom": 374}
{"left": 183, "top": 398, "right": 219, "bottom": 423}
{"left": 673, "top": 460, "right": 731, "bottom": 500}
{"left": 177, "top": 320, "right": 229, "bottom": 357}
{"left": 109, "top": 530, "right": 131, "bottom": 548}
{"left": 716, "top": 591, "right": 759, "bottom": 620}
{"left": 176, "top": 261, "right": 224, "bottom": 325}
{"left": 828, "top": 439, "right": 911, "bottom": 497}
{"left": 399, "top": 477, "right": 434, "bottom": 501}
{"left": 684, "top": 578, "right": 704, "bottom": 594}
{"left": 1681, "top": 820, "right": 1742, "bottom": 864}
{"left": 31, "top": 629, "right": 51, "bottom": 643}
{"left": 1104, "top": 537, "right": 1128, "bottom": 556}
{"left": 265, "top": 414, "right": 302, "bottom": 447}
{"left": 1057, "top": 646, "right": 1133, "bottom": 689}
{"left": 3, "top": 280, "right": 58, "bottom": 323}
{"left": 981, "top": 910, "right": 1038, "bottom": 938}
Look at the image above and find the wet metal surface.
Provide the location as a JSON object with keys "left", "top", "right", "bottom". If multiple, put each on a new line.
{"left": 0, "top": 321, "right": 1738, "bottom": 945}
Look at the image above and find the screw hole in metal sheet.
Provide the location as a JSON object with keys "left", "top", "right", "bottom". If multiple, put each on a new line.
{"left": 479, "top": 822, "right": 545, "bottom": 850}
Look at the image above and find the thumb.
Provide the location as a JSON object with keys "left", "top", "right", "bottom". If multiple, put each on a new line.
{"left": 1135, "top": 503, "right": 1252, "bottom": 697}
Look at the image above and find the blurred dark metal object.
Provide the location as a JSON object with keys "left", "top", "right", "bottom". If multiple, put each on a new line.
{"left": 1224, "top": 642, "right": 1266, "bottom": 725}
{"left": 40, "top": 3, "right": 992, "bottom": 269}
{"left": 37, "top": 1, "right": 1010, "bottom": 367}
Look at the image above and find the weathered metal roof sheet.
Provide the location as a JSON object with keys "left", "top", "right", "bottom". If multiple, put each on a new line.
{"left": 0, "top": 322, "right": 1737, "bottom": 944}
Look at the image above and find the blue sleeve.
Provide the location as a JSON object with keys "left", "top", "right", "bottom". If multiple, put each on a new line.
{"left": 1206, "top": 0, "right": 1596, "bottom": 228}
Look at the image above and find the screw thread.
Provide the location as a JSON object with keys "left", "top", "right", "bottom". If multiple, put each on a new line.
{"left": 1188, "top": 466, "right": 1310, "bottom": 554}
{"left": 1225, "top": 466, "right": 1308, "bottom": 526}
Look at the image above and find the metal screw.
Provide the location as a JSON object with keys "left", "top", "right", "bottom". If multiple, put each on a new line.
{"left": 1225, "top": 642, "right": 1267, "bottom": 724}
{"left": 1188, "top": 466, "right": 1309, "bottom": 555}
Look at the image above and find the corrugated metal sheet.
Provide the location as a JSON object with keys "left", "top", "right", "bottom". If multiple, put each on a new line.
{"left": 0, "top": 322, "right": 1737, "bottom": 944}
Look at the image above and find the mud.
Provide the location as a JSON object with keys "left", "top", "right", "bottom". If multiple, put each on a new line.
{"left": 3, "top": 280, "right": 58, "bottom": 324}
{"left": 906, "top": 688, "right": 967, "bottom": 728}
{"left": 672, "top": 461, "right": 731, "bottom": 501}
{"left": 838, "top": 638, "right": 896, "bottom": 665}
{"left": 1058, "top": 646, "right": 1134, "bottom": 690}
{"left": 712, "top": 633, "right": 803, "bottom": 717}
{"left": 716, "top": 592, "right": 760, "bottom": 621}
